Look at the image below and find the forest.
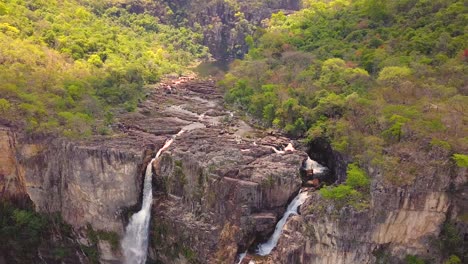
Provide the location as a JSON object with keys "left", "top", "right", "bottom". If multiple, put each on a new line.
{"left": 0, "top": 0, "right": 208, "bottom": 137}
{"left": 221, "top": 0, "right": 468, "bottom": 190}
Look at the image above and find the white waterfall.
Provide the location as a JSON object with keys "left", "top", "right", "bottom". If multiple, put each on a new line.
{"left": 305, "top": 157, "right": 327, "bottom": 175}
{"left": 256, "top": 191, "right": 309, "bottom": 256}
{"left": 122, "top": 133, "right": 182, "bottom": 264}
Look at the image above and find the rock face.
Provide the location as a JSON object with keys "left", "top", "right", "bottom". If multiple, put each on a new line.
{"left": 199, "top": 0, "right": 302, "bottom": 60}
{"left": 257, "top": 152, "right": 467, "bottom": 264}
{"left": 18, "top": 138, "right": 145, "bottom": 232}
{"left": 140, "top": 0, "right": 302, "bottom": 60}
{"left": 0, "top": 130, "right": 146, "bottom": 233}
{"left": 0, "top": 127, "right": 27, "bottom": 200}
{"left": 2, "top": 77, "right": 465, "bottom": 264}
{"left": 0, "top": 128, "right": 148, "bottom": 263}
{"left": 119, "top": 77, "right": 308, "bottom": 263}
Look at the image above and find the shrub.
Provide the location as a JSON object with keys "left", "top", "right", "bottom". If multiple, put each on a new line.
{"left": 320, "top": 185, "right": 357, "bottom": 201}
{"left": 0, "top": 98, "right": 11, "bottom": 113}
{"left": 405, "top": 255, "right": 425, "bottom": 264}
{"left": 346, "top": 163, "right": 370, "bottom": 189}
{"left": 444, "top": 255, "right": 461, "bottom": 264}
{"left": 377, "top": 66, "right": 412, "bottom": 85}
{"left": 453, "top": 154, "right": 468, "bottom": 168}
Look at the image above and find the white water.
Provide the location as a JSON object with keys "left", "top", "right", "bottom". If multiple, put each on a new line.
{"left": 122, "top": 132, "right": 182, "bottom": 264}
{"left": 304, "top": 157, "right": 327, "bottom": 175}
{"left": 272, "top": 142, "right": 295, "bottom": 154}
{"left": 256, "top": 191, "right": 309, "bottom": 256}
{"left": 237, "top": 252, "right": 247, "bottom": 264}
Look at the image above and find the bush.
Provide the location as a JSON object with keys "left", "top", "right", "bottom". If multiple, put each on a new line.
{"left": 405, "top": 255, "right": 425, "bottom": 264}
{"left": 453, "top": 154, "right": 468, "bottom": 168}
{"left": 320, "top": 163, "right": 371, "bottom": 209}
{"left": 0, "top": 98, "right": 11, "bottom": 113}
{"left": 320, "top": 185, "right": 357, "bottom": 201}
{"left": 444, "top": 255, "right": 461, "bottom": 264}
{"left": 346, "top": 163, "right": 370, "bottom": 189}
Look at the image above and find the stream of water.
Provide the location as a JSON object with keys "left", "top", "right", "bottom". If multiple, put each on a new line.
{"left": 237, "top": 157, "right": 328, "bottom": 263}
{"left": 256, "top": 191, "right": 309, "bottom": 256}
{"left": 304, "top": 157, "right": 328, "bottom": 175}
{"left": 121, "top": 133, "right": 182, "bottom": 264}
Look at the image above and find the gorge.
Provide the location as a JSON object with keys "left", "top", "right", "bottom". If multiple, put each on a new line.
{"left": 2, "top": 77, "right": 466, "bottom": 264}
{"left": 0, "top": 0, "right": 467, "bottom": 264}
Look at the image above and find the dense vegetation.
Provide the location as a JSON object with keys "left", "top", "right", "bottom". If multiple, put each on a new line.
{"left": 221, "top": 0, "right": 467, "bottom": 187}
{"left": 0, "top": 199, "right": 120, "bottom": 263}
{"left": 0, "top": 0, "right": 208, "bottom": 137}
{"left": 0, "top": 200, "right": 77, "bottom": 263}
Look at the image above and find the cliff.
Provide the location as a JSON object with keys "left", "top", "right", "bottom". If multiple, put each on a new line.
{"left": 1, "top": 78, "right": 465, "bottom": 264}
{"left": 123, "top": 0, "right": 302, "bottom": 60}
{"left": 256, "top": 146, "right": 467, "bottom": 264}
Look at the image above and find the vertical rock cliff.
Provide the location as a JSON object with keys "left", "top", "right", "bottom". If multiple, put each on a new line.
{"left": 259, "top": 145, "right": 467, "bottom": 264}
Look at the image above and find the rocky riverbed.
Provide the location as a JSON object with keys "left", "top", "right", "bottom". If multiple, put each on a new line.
{"left": 121, "top": 77, "right": 309, "bottom": 263}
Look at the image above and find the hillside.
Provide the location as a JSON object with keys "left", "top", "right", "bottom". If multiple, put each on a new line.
{"left": 221, "top": 1, "right": 467, "bottom": 261}
{"left": 0, "top": 0, "right": 208, "bottom": 137}
{"left": 221, "top": 0, "right": 467, "bottom": 185}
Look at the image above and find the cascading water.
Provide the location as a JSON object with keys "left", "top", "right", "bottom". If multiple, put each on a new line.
{"left": 121, "top": 132, "right": 182, "bottom": 264}
{"left": 305, "top": 157, "right": 328, "bottom": 175}
{"left": 256, "top": 191, "right": 309, "bottom": 256}
{"left": 237, "top": 158, "right": 326, "bottom": 263}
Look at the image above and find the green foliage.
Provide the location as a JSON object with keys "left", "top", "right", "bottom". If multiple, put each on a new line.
{"left": 222, "top": 0, "right": 467, "bottom": 187}
{"left": 346, "top": 163, "right": 370, "bottom": 189}
{"left": 0, "top": 0, "right": 208, "bottom": 137}
{"left": 444, "top": 255, "right": 461, "bottom": 264}
{"left": 382, "top": 115, "right": 409, "bottom": 142}
{"left": 320, "top": 185, "right": 357, "bottom": 201}
{"left": 0, "top": 200, "right": 79, "bottom": 263}
{"left": 320, "top": 163, "right": 370, "bottom": 209}
{"left": 377, "top": 66, "right": 412, "bottom": 85}
{"left": 86, "top": 224, "right": 120, "bottom": 251}
{"left": 438, "top": 222, "right": 464, "bottom": 257}
{"left": 452, "top": 154, "right": 468, "bottom": 168}
{"left": 405, "top": 255, "right": 425, "bottom": 264}
{"left": 0, "top": 98, "right": 11, "bottom": 113}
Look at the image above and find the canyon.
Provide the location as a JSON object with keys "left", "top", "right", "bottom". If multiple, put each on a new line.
{"left": 1, "top": 0, "right": 466, "bottom": 263}
{"left": 1, "top": 77, "right": 466, "bottom": 263}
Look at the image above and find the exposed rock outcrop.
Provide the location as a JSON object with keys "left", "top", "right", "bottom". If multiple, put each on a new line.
{"left": 120, "top": 78, "right": 308, "bottom": 263}
{"left": 2, "top": 77, "right": 464, "bottom": 264}
{"left": 128, "top": 0, "right": 302, "bottom": 60}
{"left": 18, "top": 138, "right": 145, "bottom": 232}
{"left": 0, "top": 127, "right": 27, "bottom": 200}
{"left": 257, "top": 151, "right": 467, "bottom": 264}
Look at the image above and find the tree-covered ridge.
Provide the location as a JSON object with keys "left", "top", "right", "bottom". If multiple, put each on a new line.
{"left": 0, "top": 0, "right": 209, "bottom": 137}
{"left": 221, "top": 0, "right": 467, "bottom": 185}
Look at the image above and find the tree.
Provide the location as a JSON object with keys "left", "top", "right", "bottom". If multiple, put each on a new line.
{"left": 452, "top": 154, "right": 468, "bottom": 168}
{"left": 444, "top": 255, "right": 461, "bottom": 264}
{"left": 0, "top": 98, "right": 11, "bottom": 113}
{"left": 377, "top": 66, "right": 412, "bottom": 86}
{"left": 346, "top": 163, "right": 370, "bottom": 189}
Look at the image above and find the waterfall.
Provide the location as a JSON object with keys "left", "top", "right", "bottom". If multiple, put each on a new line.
{"left": 304, "top": 157, "right": 327, "bottom": 175}
{"left": 256, "top": 191, "right": 309, "bottom": 256}
{"left": 122, "top": 132, "right": 182, "bottom": 264}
